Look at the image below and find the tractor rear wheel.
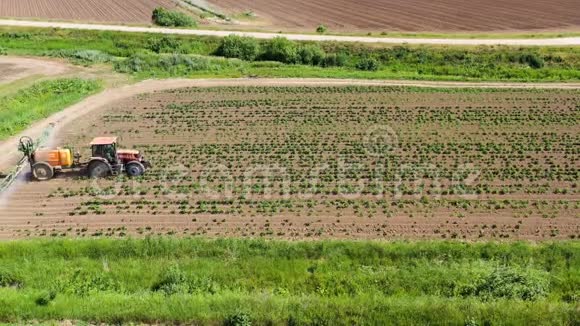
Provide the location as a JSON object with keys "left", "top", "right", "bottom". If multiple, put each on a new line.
{"left": 32, "top": 162, "right": 54, "bottom": 181}
{"left": 88, "top": 161, "right": 110, "bottom": 178}
{"left": 125, "top": 161, "right": 145, "bottom": 177}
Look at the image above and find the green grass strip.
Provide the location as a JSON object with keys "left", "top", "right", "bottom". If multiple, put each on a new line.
{"left": 0, "top": 78, "right": 102, "bottom": 140}
{"left": 2, "top": 27, "right": 580, "bottom": 82}
{"left": 0, "top": 238, "right": 577, "bottom": 324}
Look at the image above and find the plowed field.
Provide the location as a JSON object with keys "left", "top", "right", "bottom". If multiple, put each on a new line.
{"left": 0, "top": 0, "right": 177, "bottom": 24}
{"left": 209, "top": 0, "right": 580, "bottom": 32}
{"left": 1, "top": 86, "right": 578, "bottom": 240}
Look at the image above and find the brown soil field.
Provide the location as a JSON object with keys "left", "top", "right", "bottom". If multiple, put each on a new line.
{"left": 0, "top": 0, "right": 177, "bottom": 24}
{"left": 209, "top": 0, "right": 580, "bottom": 32}
{"left": 0, "top": 85, "right": 578, "bottom": 240}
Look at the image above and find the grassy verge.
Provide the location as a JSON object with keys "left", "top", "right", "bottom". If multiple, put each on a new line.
{"left": 0, "top": 238, "right": 577, "bottom": 324}
{"left": 0, "top": 78, "right": 102, "bottom": 139}
{"left": 1, "top": 27, "right": 579, "bottom": 82}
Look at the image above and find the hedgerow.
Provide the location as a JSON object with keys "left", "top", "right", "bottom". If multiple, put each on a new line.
{"left": 215, "top": 36, "right": 344, "bottom": 67}
{"left": 42, "top": 49, "right": 113, "bottom": 65}
{"left": 1, "top": 28, "right": 579, "bottom": 80}
{"left": 113, "top": 53, "right": 243, "bottom": 75}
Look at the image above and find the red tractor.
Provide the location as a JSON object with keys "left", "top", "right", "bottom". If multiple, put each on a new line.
{"left": 19, "top": 136, "right": 151, "bottom": 181}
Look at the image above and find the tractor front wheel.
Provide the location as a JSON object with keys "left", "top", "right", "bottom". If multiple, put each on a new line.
{"left": 88, "top": 161, "right": 110, "bottom": 178}
{"left": 125, "top": 161, "right": 145, "bottom": 177}
{"left": 32, "top": 162, "right": 54, "bottom": 181}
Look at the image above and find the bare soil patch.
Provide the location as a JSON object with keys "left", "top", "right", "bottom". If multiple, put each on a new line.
{"left": 0, "top": 56, "right": 70, "bottom": 86}
{"left": 0, "top": 0, "right": 178, "bottom": 24}
{"left": 1, "top": 85, "right": 578, "bottom": 240}
{"left": 209, "top": 0, "right": 580, "bottom": 32}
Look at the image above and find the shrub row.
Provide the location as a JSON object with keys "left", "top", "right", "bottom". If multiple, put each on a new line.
{"left": 2, "top": 28, "right": 578, "bottom": 80}
{"left": 216, "top": 35, "right": 352, "bottom": 68}
{"left": 113, "top": 53, "right": 242, "bottom": 75}
{"left": 42, "top": 49, "right": 113, "bottom": 65}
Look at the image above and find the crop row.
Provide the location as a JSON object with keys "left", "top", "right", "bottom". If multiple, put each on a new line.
{"left": 43, "top": 86, "right": 579, "bottom": 231}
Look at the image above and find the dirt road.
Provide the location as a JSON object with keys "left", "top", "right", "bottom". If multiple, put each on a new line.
{"left": 0, "top": 19, "right": 579, "bottom": 46}
{"left": 1, "top": 77, "right": 580, "bottom": 173}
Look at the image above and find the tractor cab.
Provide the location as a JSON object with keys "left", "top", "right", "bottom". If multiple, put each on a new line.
{"left": 90, "top": 137, "right": 119, "bottom": 164}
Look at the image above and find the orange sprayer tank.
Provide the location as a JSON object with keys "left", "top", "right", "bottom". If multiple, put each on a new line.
{"left": 34, "top": 148, "right": 73, "bottom": 168}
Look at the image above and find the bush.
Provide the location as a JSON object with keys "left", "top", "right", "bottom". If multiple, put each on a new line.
{"left": 0, "top": 46, "right": 6, "bottom": 55}
{"left": 147, "top": 36, "right": 184, "bottom": 54}
{"left": 262, "top": 37, "right": 299, "bottom": 64}
{"left": 35, "top": 290, "right": 56, "bottom": 306}
{"left": 58, "top": 269, "right": 123, "bottom": 297}
{"left": 216, "top": 35, "right": 261, "bottom": 61}
{"left": 0, "top": 269, "right": 22, "bottom": 288}
{"left": 159, "top": 54, "right": 213, "bottom": 71}
{"left": 316, "top": 24, "right": 328, "bottom": 34}
{"left": 114, "top": 55, "right": 147, "bottom": 73}
{"left": 0, "top": 32, "right": 32, "bottom": 39}
{"left": 470, "top": 267, "right": 549, "bottom": 301}
{"left": 224, "top": 311, "right": 252, "bottom": 326}
{"left": 323, "top": 53, "right": 348, "bottom": 67}
{"left": 356, "top": 57, "right": 380, "bottom": 71}
{"left": 519, "top": 53, "right": 545, "bottom": 69}
{"left": 152, "top": 265, "right": 219, "bottom": 295}
{"left": 152, "top": 265, "right": 190, "bottom": 295}
{"left": 152, "top": 7, "right": 197, "bottom": 27}
{"left": 114, "top": 54, "right": 229, "bottom": 74}
{"left": 298, "top": 45, "right": 326, "bottom": 65}
{"left": 43, "top": 49, "right": 113, "bottom": 65}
